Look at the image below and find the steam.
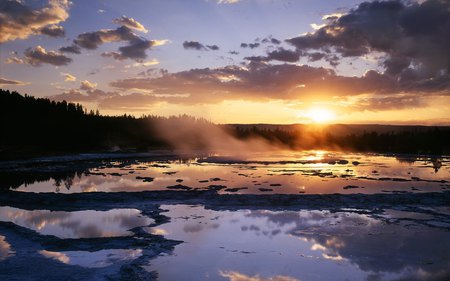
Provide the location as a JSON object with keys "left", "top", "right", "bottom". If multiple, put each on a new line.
{"left": 152, "top": 117, "right": 285, "bottom": 157}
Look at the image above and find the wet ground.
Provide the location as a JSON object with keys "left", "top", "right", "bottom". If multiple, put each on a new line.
{"left": 0, "top": 151, "right": 449, "bottom": 280}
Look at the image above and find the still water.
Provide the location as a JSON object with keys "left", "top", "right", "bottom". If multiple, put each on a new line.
{"left": 3, "top": 151, "right": 449, "bottom": 194}
{"left": 0, "top": 151, "right": 449, "bottom": 280}
{"left": 147, "top": 205, "right": 450, "bottom": 281}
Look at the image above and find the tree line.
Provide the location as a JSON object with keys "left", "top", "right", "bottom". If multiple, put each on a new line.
{"left": 0, "top": 89, "right": 449, "bottom": 160}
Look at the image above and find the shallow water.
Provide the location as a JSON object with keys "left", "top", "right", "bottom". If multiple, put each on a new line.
{"left": 0, "top": 207, "right": 153, "bottom": 238}
{"left": 0, "top": 151, "right": 449, "bottom": 280}
{"left": 146, "top": 205, "right": 450, "bottom": 281}
{"left": 3, "top": 151, "right": 449, "bottom": 195}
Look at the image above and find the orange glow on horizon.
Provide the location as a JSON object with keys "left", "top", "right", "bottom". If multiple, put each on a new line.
{"left": 306, "top": 108, "right": 335, "bottom": 123}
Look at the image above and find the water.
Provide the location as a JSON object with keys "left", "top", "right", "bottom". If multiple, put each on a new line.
{"left": 0, "top": 207, "right": 153, "bottom": 238}
{"left": 146, "top": 205, "right": 450, "bottom": 281}
{"left": 2, "top": 151, "right": 449, "bottom": 194}
{"left": 0, "top": 151, "right": 449, "bottom": 280}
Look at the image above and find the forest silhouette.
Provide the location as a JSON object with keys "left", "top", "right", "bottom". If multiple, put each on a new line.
{"left": 1, "top": 89, "right": 449, "bottom": 160}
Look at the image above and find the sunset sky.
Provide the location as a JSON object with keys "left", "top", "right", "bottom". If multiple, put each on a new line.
{"left": 0, "top": 0, "right": 449, "bottom": 124}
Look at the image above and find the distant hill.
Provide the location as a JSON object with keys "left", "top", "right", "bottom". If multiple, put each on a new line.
{"left": 228, "top": 123, "right": 447, "bottom": 136}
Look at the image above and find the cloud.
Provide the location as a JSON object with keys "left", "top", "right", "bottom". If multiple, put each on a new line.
{"left": 286, "top": 0, "right": 450, "bottom": 80}
{"left": 104, "top": 60, "right": 449, "bottom": 112}
{"left": 80, "top": 80, "right": 97, "bottom": 91}
{"left": 112, "top": 16, "right": 148, "bottom": 33}
{"left": 0, "top": 77, "right": 28, "bottom": 86}
{"left": 0, "top": 0, "right": 70, "bottom": 43}
{"left": 8, "top": 46, "right": 72, "bottom": 66}
{"left": 261, "top": 36, "right": 281, "bottom": 45}
{"left": 61, "top": 72, "right": 76, "bottom": 82}
{"left": 51, "top": 89, "right": 118, "bottom": 102}
{"left": 73, "top": 26, "right": 167, "bottom": 61}
{"left": 183, "top": 41, "right": 206, "bottom": 51}
{"left": 183, "top": 41, "right": 220, "bottom": 51}
{"left": 207, "top": 44, "right": 220, "bottom": 51}
{"left": 59, "top": 45, "right": 81, "bottom": 54}
{"left": 125, "top": 59, "right": 159, "bottom": 68}
{"left": 266, "top": 48, "right": 301, "bottom": 62}
{"left": 240, "top": 42, "right": 260, "bottom": 49}
{"left": 39, "top": 25, "right": 65, "bottom": 37}
{"left": 74, "top": 26, "right": 137, "bottom": 50}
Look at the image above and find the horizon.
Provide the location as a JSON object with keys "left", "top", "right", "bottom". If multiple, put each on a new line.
{"left": 1, "top": 0, "right": 449, "bottom": 125}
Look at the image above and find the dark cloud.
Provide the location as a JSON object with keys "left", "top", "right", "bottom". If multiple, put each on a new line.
{"left": 73, "top": 26, "right": 165, "bottom": 61}
{"left": 183, "top": 41, "right": 207, "bottom": 51}
{"left": 109, "top": 62, "right": 398, "bottom": 104}
{"left": 244, "top": 56, "right": 269, "bottom": 63}
{"left": 287, "top": 0, "right": 450, "bottom": 82}
{"left": 74, "top": 26, "right": 137, "bottom": 50}
{"left": 0, "top": 0, "right": 70, "bottom": 43}
{"left": 229, "top": 51, "right": 239, "bottom": 55}
{"left": 266, "top": 48, "right": 300, "bottom": 62}
{"left": 207, "top": 45, "right": 220, "bottom": 51}
{"left": 261, "top": 36, "right": 281, "bottom": 45}
{"left": 104, "top": 59, "right": 450, "bottom": 112}
{"left": 12, "top": 46, "right": 73, "bottom": 66}
{"left": 39, "top": 25, "right": 65, "bottom": 37}
{"left": 119, "top": 40, "right": 156, "bottom": 60}
{"left": 0, "top": 77, "right": 27, "bottom": 86}
{"left": 240, "top": 42, "right": 260, "bottom": 49}
{"left": 182, "top": 41, "right": 220, "bottom": 51}
{"left": 244, "top": 48, "right": 300, "bottom": 63}
{"left": 59, "top": 45, "right": 81, "bottom": 54}
{"left": 270, "top": 38, "right": 281, "bottom": 45}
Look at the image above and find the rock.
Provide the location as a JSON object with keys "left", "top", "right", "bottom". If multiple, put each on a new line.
{"left": 166, "top": 184, "right": 192, "bottom": 190}
{"left": 343, "top": 185, "right": 360, "bottom": 189}
{"left": 136, "top": 176, "right": 154, "bottom": 182}
{"left": 208, "top": 185, "right": 227, "bottom": 191}
{"left": 224, "top": 187, "right": 248, "bottom": 192}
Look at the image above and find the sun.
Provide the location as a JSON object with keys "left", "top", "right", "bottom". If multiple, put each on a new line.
{"left": 306, "top": 108, "right": 335, "bottom": 123}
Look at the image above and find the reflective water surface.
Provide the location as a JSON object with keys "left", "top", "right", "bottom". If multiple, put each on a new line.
{"left": 0, "top": 151, "right": 449, "bottom": 280}
{"left": 147, "top": 205, "right": 450, "bottom": 281}
{"left": 39, "top": 249, "right": 143, "bottom": 268}
{"left": 0, "top": 207, "right": 153, "bottom": 238}
{"left": 2, "top": 151, "right": 449, "bottom": 195}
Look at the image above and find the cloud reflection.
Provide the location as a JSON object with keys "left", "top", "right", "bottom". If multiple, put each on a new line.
{"left": 0, "top": 207, "right": 152, "bottom": 238}
{"left": 219, "top": 271, "right": 300, "bottom": 281}
{"left": 0, "top": 236, "right": 13, "bottom": 261}
{"left": 246, "top": 209, "right": 450, "bottom": 280}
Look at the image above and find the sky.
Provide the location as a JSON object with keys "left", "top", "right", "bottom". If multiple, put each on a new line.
{"left": 0, "top": 0, "right": 449, "bottom": 124}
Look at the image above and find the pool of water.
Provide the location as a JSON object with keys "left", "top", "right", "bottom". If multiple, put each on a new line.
{"left": 0, "top": 207, "right": 153, "bottom": 238}
{"left": 2, "top": 151, "right": 449, "bottom": 194}
{"left": 146, "top": 205, "right": 450, "bottom": 281}
{"left": 0, "top": 151, "right": 449, "bottom": 280}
